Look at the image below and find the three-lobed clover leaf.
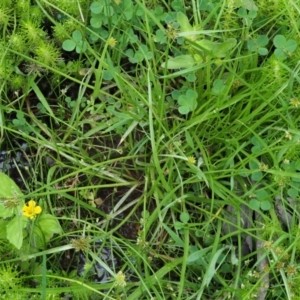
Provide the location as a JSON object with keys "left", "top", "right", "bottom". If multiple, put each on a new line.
{"left": 211, "top": 79, "right": 226, "bottom": 95}
{"left": 247, "top": 35, "right": 269, "bottom": 55}
{"left": 237, "top": 8, "right": 257, "bottom": 26}
{"left": 198, "top": 0, "right": 218, "bottom": 11}
{"left": 273, "top": 35, "right": 297, "bottom": 60}
{"left": 249, "top": 190, "right": 271, "bottom": 211}
{"left": 249, "top": 160, "right": 262, "bottom": 181}
{"left": 62, "top": 30, "right": 88, "bottom": 53}
{"left": 177, "top": 89, "right": 198, "bottom": 114}
{"left": 251, "top": 136, "right": 266, "bottom": 154}
{"left": 154, "top": 29, "right": 167, "bottom": 44}
{"left": 125, "top": 44, "right": 153, "bottom": 63}
{"left": 171, "top": 0, "right": 185, "bottom": 12}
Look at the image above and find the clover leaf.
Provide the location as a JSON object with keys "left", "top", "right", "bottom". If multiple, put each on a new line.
{"left": 249, "top": 190, "right": 271, "bottom": 211}
{"left": 90, "top": 2, "right": 105, "bottom": 29}
{"left": 62, "top": 30, "right": 88, "bottom": 53}
{"left": 125, "top": 44, "right": 153, "bottom": 63}
{"left": 249, "top": 160, "right": 262, "bottom": 181}
{"left": 154, "top": 29, "right": 167, "bottom": 44}
{"left": 237, "top": 8, "right": 257, "bottom": 26}
{"left": 171, "top": 0, "right": 185, "bottom": 12}
{"left": 90, "top": 1, "right": 104, "bottom": 14}
{"left": 273, "top": 35, "right": 297, "bottom": 60}
{"left": 12, "top": 111, "right": 31, "bottom": 134}
{"left": 211, "top": 79, "right": 226, "bottom": 95}
{"left": 251, "top": 136, "right": 266, "bottom": 154}
{"left": 177, "top": 89, "right": 198, "bottom": 115}
{"left": 198, "top": 0, "right": 218, "bottom": 11}
{"left": 247, "top": 35, "right": 269, "bottom": 55}
{"left": 234, "top": 0, "right": 258, "bottom": 11}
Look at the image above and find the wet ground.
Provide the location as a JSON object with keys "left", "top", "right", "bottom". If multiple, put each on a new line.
{"left": 0, "top": 139, "right": 143, "bottom": 296}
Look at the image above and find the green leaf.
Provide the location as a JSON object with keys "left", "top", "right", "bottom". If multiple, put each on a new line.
{"left": 103, "top": 70, "right": 113, "bottom": 81}
{"left": 177, "top": 12, "right": 193, "bottom": 32}
{"left": 204, "top": 246, "right": 230, "bottom": 287}
{"left": 161, "top": 55, "right": 196, "bottom": 69}
{"left": 142, "top": 210, "right": 150, "bottom": 219}
{"left": 30, "top": 81, "right": 56, "bottom": 120}
{"left": 234, "top": 0, "right": 258, "bottom": 10}
{"left": 288, "top": 188, "right": 298, "bottom": 198}
{"left": 185, "top": 130, "right": 195, "bottom": 149}
{"left": 187, "top": 247, "right": 211, "bottom": 263}
{"left": 273, "top": 35, "right": 286, "bottom": 48}
{"left": 90, "top": 17, "right": 102, "bottom": 28}
{"left": 161, "top": 223, "right": 184, "bottom": 247}
{"left": 90, "top": 2, "right": 104, "bottom": 14}
{"left": 196, "top": 38, "right": 237, "bottom": 58}
{"left": 180, "top": 212, "right": 190, "bottom": 223}
{"left": 256, "top": 189, "right": 269, "bottom": 201}
{"left": 155, "top": 29, "right": 167, "bottom": 44}
{"left": 257, "top": 35, "right": 268, "bottom": 46}
{"left": 174, "top": 221, "right": 184, "bottom": 230}
{"left": 251, "top": 171, "right": 262, "bottom": 181}
{"left": 0, "top": 219, "right": 7, "bottom": 239}
{"left": 178, "top": 90, "right": 198, "bottom": 114}
{"left": 178, "top": 106, "right": 190, "bottom": 114}
{"left": 34, "top": 214, "right": 62, "bottom": 247}
{"left": 72, "top": 30, "right": 82, "bottom": 42}
{"left": 285, "top": 40, "right": 297, "bottom": 52}
{"left": 212, "top": 79, "right": 226, "bottom": 95}
{"left": 274, "top": 48, "right": 287, "bottom": 60}
{"left": 213, "top": 39, "right": 237, "bottom": 58}
{"left": 230, "top": 247, "right": 238, "bottom": 265}
{"left": 76, "top": 41, "right": 88, "bottom": 54}
{"left": 258, "top": 47, "right": 268, "bottom": 55}
{"left": 0, "top": 173, "right": 23, "bottom": 197}
{"left": 249, "top": 199, "right": 260, "bottom": 211}
{"left": 247, "top": 40, "right": 256, "bottom": 52}
{"left": 251, "top": 136, "right": 263, "bottom": 147}
{"left": 251, "top": 145, "right": 262, "bottom": 154}
{"left": 62, "top": 40, "right": 76, "bottom": 51}
{"left": 249, "top": 160, "right": 259, "bottom": 170}
{"left": 6, "top": 216, "right": 24, "bottom": 249}
{"left": 195, "top": 39, "right": 215, "bottom": 52}
{"left": 0, "top": 173, "right": 24, "bottom": 218}
{"left": 237, "top": 7, "right": 247, "bottom": 17}
{"left": 295, "top": 159, "right": 300, "bottom": 171}
{"left": 260, "top": 200, "right": 271, "bottom": 211}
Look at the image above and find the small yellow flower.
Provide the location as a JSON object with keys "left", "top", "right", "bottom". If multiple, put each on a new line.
{"left": 187, "top": 156, "right": 196, "bottom": 164}
{"left": 290, "top": 97, "right": 300, "bottom": 108}
{"left": 108, "top": 37, "right": 117, "bottom": 48}
{"left": 22, "top": 200, "right": 42, "bottom": 219}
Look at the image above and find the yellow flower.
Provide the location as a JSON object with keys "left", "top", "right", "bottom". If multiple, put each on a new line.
{"left": 187, "top": 156, "right": 196, "bottom": 164}
{"left": 22, "top": 200, "right": 42, "bottom": 219}
{"left": 290, "top": 97, "right": 300, "bottom": 108}
{"left": 108, "top": 37, "right": 117, "bottom": 48}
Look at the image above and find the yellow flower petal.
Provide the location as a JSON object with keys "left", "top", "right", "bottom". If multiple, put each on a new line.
{"left": 22, "top": 200, "right": 42, "bottom": 219}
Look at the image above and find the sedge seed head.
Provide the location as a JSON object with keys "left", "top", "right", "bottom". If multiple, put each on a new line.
{"left": 71, "top": 237, "right": 90, "bottom": 252}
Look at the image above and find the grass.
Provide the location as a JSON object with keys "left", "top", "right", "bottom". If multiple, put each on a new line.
{"left": 1, "top": 0, "right": 300, "bottom": 299}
